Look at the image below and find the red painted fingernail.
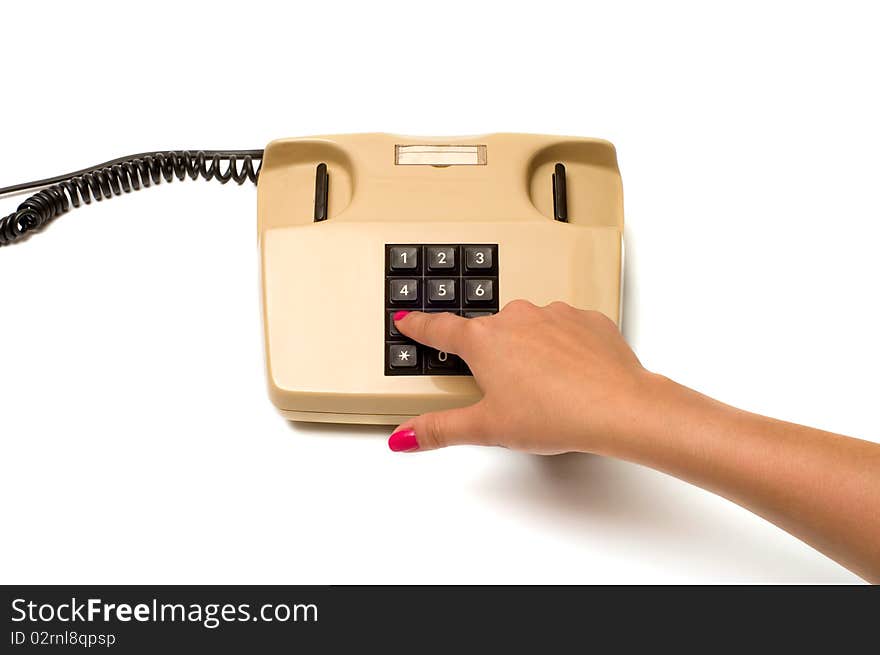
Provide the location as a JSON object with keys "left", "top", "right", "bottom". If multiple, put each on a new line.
{"left": 393, "top": 310, "right": 410, "bottom": 322}
{"left": 388, "top": 429, "right": 419, "bottom": 452}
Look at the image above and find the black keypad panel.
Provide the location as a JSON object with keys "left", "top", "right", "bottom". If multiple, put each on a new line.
{"left": 385, "top": 244, "right": 499, "bottom": 375}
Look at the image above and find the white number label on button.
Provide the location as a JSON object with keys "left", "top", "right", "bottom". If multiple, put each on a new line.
{"left": 474, "top": 284, "right": 485, "bottom": 297}
{"left": 438, "top": 352, "right": 448, "bottom": 362}
{"left": 437, "top": 251, "right": 447, "bottom": 264}
{"left": 400, "top": 284, "right": 409, "bottom": 295}
{"left": 401, "top": 251, "right": 408, "bottom": 264}
{"left": 475, "top": 251, "right": 485, "bottom": 264}
{"left": 438, "top": 284, "right": 447, "bottom": 296}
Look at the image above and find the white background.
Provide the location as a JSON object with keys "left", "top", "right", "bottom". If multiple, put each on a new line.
{"left": 1, "top": 1, "right": 877, "bottom": 584}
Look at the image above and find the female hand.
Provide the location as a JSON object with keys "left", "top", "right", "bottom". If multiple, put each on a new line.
{"left": 388, "top": 301, "right": 662, "bottom": 455}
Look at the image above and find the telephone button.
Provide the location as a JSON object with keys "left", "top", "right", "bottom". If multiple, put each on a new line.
{"left": 387, "top": 311, "right": 405, "bottom": 337}
{"left": 464, "top": 245, "right": 493, "bottom": 271}
{"left": 427, "top": 279, "right": 456, "bottom": 303}
{"left": 426, "top": 349, "right": 461, "bottom": 372}
{"left": 389, "top": 344, "right": 419, "bottom": 368}
{"left": 389, "top": 246, "right": 418, "bottom": 271}
{"left": 426, "top": 246, "right": 456, "bottom": 271}
{"left": 464, "top": 279, "right": 494, "bottom": 304}
{"left": 389, "top": 279, "right": 419, "bottom": 304}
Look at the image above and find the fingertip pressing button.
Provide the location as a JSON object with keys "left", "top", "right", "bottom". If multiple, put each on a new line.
{"left": 388, "top": 311, "right": 402, "bottom": 337}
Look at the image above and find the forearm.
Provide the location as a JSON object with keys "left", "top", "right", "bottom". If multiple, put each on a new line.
{"left": 391, "top": 305, "right": 880, "bottom": 581}
{"left": 604, "top": 374, "right": 880, "bottom": 583}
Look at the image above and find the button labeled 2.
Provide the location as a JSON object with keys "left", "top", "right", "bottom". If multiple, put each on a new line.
{"left": 426, "top": 246, "right": 456, "bottom": 271}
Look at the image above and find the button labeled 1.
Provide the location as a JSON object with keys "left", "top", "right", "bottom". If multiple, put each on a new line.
{"left": 389, "top": 247, "right": 418, "bottom": 271}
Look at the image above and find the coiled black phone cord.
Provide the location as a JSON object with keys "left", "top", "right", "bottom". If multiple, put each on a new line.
{"left": 0, "top": 149, "right": 263, "bottom": 247}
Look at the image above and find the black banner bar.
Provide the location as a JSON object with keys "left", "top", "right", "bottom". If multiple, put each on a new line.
{"left": 2, "top": 586, "right": 877, "bottom": 652}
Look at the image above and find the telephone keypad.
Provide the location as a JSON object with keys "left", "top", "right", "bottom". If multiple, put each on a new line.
{"left": 385, "top": 244, "right": 498, "bottom": 375}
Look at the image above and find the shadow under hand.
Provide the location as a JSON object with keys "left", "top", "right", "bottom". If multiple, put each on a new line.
{"left": 477, "top": 453, "right": 859, "bottom": 583}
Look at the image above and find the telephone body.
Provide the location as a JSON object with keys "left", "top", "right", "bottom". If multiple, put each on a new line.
{"left": 258, "top": 133, "right": 624, "bottom": 424}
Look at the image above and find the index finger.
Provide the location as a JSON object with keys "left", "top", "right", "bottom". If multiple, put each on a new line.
{"left": 393, "top": 311, "right": 471, "bottom": 355}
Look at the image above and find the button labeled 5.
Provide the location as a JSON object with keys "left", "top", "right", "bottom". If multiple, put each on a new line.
{"left": 428, "top": 279, "right": 456, "bottom": 303}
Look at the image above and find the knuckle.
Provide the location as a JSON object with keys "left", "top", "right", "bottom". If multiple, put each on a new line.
{"left": 422, "top": 314, "right": 441, "bottom": 341}
{"left": 584, "top": 309, "right": 616, "bottom": 328}
{"left": 421, "top": 414, "right": 446, "bottom": 449}
{"left": 503, "top": 298, "right": 535, "bottom": 314}
{"left": 462, "top": 315, "right": 488, "bottom": 340}
{"left": 407, "top": 311, "right": 429, "bottom": 334}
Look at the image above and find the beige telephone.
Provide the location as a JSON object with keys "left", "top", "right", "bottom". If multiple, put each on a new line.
{"left": 1, "top": 133, "right": 624, "bottom": 425}
{"left": 258, "top": 134, "right": 623, "bottom": 424}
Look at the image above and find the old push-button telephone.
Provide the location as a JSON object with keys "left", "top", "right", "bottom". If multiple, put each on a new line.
{"left": 1, "top": 133, "right": 624, "bottom": 424}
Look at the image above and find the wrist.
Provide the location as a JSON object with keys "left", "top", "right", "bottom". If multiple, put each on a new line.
{"left": 593, "top": 370, "right": 704, "bottom": 461}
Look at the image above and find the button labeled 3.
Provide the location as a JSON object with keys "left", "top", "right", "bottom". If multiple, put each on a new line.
{"left": 464, "top": 246, "right": 493, "bottom": 271}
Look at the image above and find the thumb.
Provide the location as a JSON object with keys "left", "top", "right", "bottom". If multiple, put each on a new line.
{"left": 388, "top": 403, "right": 488, "bottom": 452}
